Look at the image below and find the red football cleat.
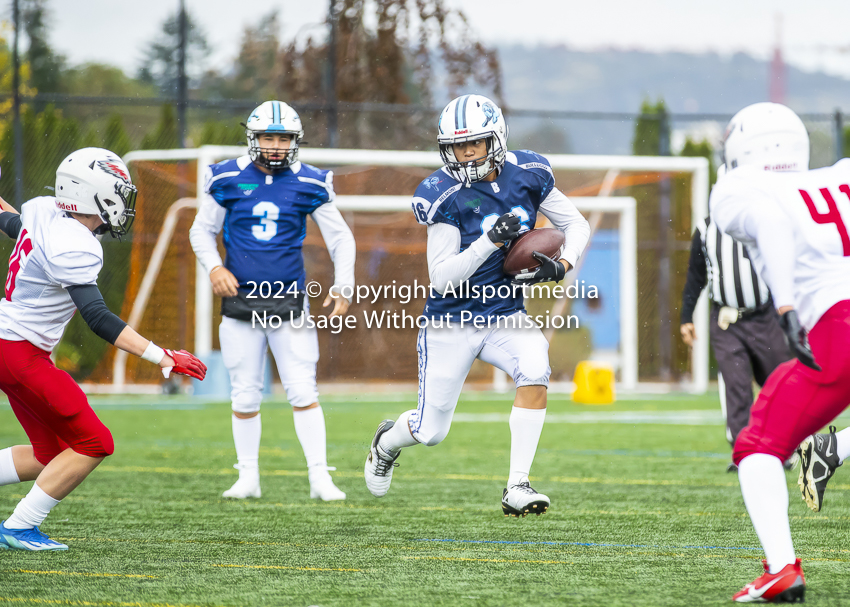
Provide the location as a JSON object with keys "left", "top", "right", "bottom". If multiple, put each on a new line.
{"left": 733, "top": 559, "right": 805, "bottom": 603}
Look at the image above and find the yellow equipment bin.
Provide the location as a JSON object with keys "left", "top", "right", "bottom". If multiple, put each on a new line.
{"left": 572, "top": 361, "right": 616, "bottom": 405}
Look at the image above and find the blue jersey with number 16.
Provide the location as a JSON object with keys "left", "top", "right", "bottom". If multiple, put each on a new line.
{"left": 205, "top": 156, "right": 333, "bottom": 291}
{"left": 412, "top": 150, "right": 556, "bottom": 320}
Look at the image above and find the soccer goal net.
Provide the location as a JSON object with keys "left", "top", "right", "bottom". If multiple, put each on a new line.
{"left": 79, "top": 146, "right": 708, "bottom": 394}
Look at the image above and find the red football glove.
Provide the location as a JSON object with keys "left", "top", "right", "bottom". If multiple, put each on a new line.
{"left": 162, "top": 349, "right": 207, "bottom": 380}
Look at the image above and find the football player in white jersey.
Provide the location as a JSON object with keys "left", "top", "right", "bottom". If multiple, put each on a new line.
{"left": 711, "top": 102, "right": 850, "bottom": 602}
{"left": 364, "top": 95, "right": 590, "bottom": 516}
{"left": 0, "top": 148, "right": 207, "bottom": 551}
{"left": 189, "top": 101, "right": 355, "bottom": 501}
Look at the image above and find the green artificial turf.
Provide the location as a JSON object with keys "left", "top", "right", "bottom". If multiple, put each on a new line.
{"left": 2, "top": 392, "right": 850, "bottom": 606}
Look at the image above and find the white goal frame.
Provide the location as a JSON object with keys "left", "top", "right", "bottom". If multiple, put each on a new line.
{"left": 122, "top": 146, "right": 709, "bottom": 393}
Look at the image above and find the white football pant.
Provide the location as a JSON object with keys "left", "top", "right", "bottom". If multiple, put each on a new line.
{"left": 410, "top": 312, "right": 551, "bottom": 446}
{"left": 219, "top": 314, "right": 319, "bottom": 412}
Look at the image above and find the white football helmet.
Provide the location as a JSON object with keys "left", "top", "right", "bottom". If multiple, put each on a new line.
{"left": 437, "top": 94, "right": 508, "bottom": 184}
{"left": 245, "top": 100, "right": 304, "bottom": 171}
{"left": 55, "top": 147, "right": 137, "bottom": 238}
{"left": 722, "top": 102, "right": 810, "bottom": 172}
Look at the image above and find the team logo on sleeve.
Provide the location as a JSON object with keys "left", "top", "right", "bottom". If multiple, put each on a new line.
{"left": 424, "top": 176, "right": 442, "bottom": 190}
{"left": 96, "top": 160, "right": 131, "bottom": 184}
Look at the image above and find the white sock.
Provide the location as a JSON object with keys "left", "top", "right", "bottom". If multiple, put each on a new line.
{"left": 5, "top": 482, "right": 60, "bottom": 530}
{"left": 0, "top": 448, "right": 20, "bottom": 487}
{"left": 378, "top": 410, "right": 420, "bottom": 455}
{"left": 834, "top": 427, "right": 850, "bottom": 463}
{"left": 293, "top": 406, "right": 327, "bottom": 470}
{"left": 232, "top": 414, "right": 261, "bottom": 470}
{"left": 508, "top": 406, "right": 547, "bottom": 486}
{"left": 738, "top": 453, "right": 796, "bottom": 573}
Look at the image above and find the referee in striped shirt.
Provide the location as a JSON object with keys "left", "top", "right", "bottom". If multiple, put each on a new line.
{"left": 680, "top": 217, "right": 790, "bottom": 465}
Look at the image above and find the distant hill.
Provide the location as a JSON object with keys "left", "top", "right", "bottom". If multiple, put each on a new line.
{"left": 497, "top": 46, "right": 850, "bottom": 159}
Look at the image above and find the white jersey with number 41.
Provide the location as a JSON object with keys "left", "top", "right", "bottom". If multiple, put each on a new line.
{"left": 711, "top": 158, "right": 850, "bottom": 331}
{"left": 0, "top": 196, "right": 103, "bottom": 351}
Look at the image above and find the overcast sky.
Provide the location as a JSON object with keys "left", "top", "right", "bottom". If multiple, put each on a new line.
{"left": 5, "top": 0, "right": 850, "bottom": 80}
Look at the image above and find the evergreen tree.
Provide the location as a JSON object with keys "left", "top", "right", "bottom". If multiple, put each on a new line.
{"left": 0, "top": 104, "right": 81, "bottom": 201}
{"left": 137, "top": 9, "right": 209, "bottom": 96}
{"left": 102, "top": 113, "right": 133, "bottom": 157}
{"left": 633, "top": 99, "right": 668, "bottom": 156}
{"left": 141, "top": 104, "right": 179, "bottom": 149}
{"left": 22, "top": 0, "right": 65, "bottom": 93}
{"left": 844, "top": 124, "right": 850, "bottom": 159}
{"left": 197, "top": 119, "right": 244, "bottom": 146}
{"left": 679, "top": 137, "right": 717, "bottom": 186}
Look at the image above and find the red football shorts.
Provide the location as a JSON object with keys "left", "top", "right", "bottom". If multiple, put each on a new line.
{"left": 0, "top": 338, "right": 114, "bottom": 465}
{"left": 733, "top": 300, "right": 850, "bottom": 465}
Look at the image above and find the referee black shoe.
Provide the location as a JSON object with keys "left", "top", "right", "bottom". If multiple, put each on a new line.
{"left": 798, "top": 426, "right": 842, "bottom": 512}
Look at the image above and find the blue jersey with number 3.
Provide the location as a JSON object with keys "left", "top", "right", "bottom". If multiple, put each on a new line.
{"left": 412, "top": 150, "right": 556, "bottom": 319}
{"left": 206, "top": 156, "right": 333, "bottom": 290}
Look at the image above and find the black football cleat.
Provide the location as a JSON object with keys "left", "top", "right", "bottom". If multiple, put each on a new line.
{"left": 798, "top": 425, "right": 842, "bottom": 512}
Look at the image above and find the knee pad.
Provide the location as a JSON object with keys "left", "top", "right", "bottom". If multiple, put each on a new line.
{"left": 415, "top": 426, "right": 450, "bottom": 447}
{"left": 284, "top": 381, "right": 319, "bottom": 409}
{"left": 231, "top": 391, "right": 262, "bottom": 414}
{"left": 514, "top": 355, "right": 551, "bottom": 388}
{"left": 409, "top": 408, "right": 452, "bottom": 447}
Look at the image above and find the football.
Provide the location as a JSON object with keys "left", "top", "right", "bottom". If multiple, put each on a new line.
{"left": 502, "top": 228, "right": 565, "bottom": 276}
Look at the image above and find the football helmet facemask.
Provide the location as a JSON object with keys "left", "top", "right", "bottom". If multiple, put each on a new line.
{"left": 722, "top": 102, "right": 810, "bottom": 173}
{"left": 54, "top": 147, "right": 137, "bottom": 238}
{"left": 438, "top": 95, "right": 508, "bottom": 185}
{"left": 245, "top": 100, "right": 304, "bottom": 172}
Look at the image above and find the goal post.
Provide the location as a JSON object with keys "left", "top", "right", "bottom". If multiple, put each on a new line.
{"left": 120, "top": 146, "right": 709, "bottom": 393}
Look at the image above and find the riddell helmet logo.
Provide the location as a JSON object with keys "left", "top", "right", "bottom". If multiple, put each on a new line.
{"left": 97, "top": 160, "right": 131, "bottom": 184}
{"left": 454, "top": 129, "right": 469, "bottom": 135}
{"left": 56, "top": 201, "right": 78, "bottom": 212}
{"left": 764, "top": 162, "right": 797, "bottom": 172}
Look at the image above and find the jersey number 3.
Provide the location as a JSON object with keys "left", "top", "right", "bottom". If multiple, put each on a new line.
{"left": 252, "top": 201, "right": 280, "bottom": 241}
{"left": 6, "top": 229, "right": 32, "bottom": 301}
{"left": 799, "top": 186, "right": 850, "bottom": 256}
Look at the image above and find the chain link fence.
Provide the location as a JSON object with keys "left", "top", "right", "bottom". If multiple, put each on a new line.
{"left": 0, "top": 96, "right": 846, "bottom": 387}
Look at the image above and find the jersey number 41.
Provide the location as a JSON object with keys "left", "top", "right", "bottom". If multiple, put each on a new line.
{"left": 799, "top": 185, "right": 850, "bottom": 256}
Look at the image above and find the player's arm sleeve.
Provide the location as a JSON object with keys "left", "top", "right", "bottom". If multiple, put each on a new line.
{"left": 680, "top": 229, "right": 707, "bottom": 324}
{"left": 0, "top": 212, "right": 22, "bottom": 239}
{"left": 189, "top": 187, "right": 226, "bottom": 277}
{"left": 537, "top": 187, "right": 591, "bottom": 268}
{"left": 67, "top": 284, "right": 128, "bottom": 345}
{"left": 427, "top": 223, "right": 498, "bottom": 295}
{"left": 310, "top": 202, "right": 356, "bottom": 294}
{"left": 711, "top": 182, "right": 796, "bottom": 309}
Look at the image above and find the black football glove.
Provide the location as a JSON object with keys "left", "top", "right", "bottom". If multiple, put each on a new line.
{"left": 487, "top": 212, "right": 521, "bottom": 244}
{"left": 512, "top": 251, "right": 567, "bottom": 285}
{"left": 779, "top": 309, "right": 821, "bottom": 371}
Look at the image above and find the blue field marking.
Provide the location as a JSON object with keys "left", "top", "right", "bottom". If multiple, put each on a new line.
{"left": 452, "top": 410, "right": 727, "bottom": 425}
{"left": 540, "top": 448, "right": 730, "bottom": 460}
{"left": 414, "top": 538, "right": 761, "bottom": 551}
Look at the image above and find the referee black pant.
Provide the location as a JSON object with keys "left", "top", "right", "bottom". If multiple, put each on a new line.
{"left": 709, "top": 303, "right": 791, "bottom": 445}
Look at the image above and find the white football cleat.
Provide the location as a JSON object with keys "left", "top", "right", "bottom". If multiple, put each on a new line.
{"left": 501, "top": 481, "right": 550, "bottom": 517}
{"left": 309, "top": 468, "right": 346, "bottom": 501}
{"left": 222, "top": 465, "right": 261, "bottom": 499}
{"left": 364, "top": 419, "right": 400, "bottom": 497}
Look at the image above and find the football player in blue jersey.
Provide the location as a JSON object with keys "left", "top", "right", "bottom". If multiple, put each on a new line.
{"left": 190, "top": 101, "right": 355, "bottom": 501}
{"left": 364, "top": 94, "right": 591, "bottom": 516}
